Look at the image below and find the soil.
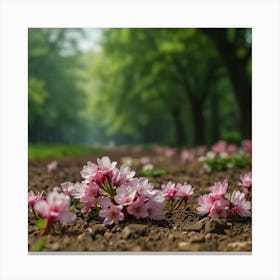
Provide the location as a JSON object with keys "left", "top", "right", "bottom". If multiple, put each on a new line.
{"left": 28, "top": 147, "right": 252, "bottom": 252}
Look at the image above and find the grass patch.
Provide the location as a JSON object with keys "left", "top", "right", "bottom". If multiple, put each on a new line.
{"left": 29, "top": 143, "right": 104, "bottom": 160}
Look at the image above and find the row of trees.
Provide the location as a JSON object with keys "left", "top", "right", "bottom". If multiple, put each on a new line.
{"left": 92, "top": 28, "right": 251, "bottom": 145}
{"left": 28, "top": 28, "right": 251, "bottom": 146}
{"left": 28, "top": 29, "right": 88, "bottom": 143}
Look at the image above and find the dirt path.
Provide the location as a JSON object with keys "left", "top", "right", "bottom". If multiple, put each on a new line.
{"left": 28, "top": 147, "right": 252, "bottom": 252}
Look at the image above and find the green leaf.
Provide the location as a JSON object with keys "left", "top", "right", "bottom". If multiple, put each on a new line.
{"left": 33, "top": 236, "right": 47, "bottom": 251}
{"left": 36, "top": 218, "right": 47, "bottom": 229}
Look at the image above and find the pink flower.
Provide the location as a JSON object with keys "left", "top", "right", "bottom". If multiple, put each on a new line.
{"left": 114, "top": 184, "right": 137, "bottom": 206}
{"left": 181, "top": 149, "right": 193, "bottom": 162}
{"left": 139, "top": 156, "right": 150, "bottom": 165}
{"left": 242, "top": 139, "right": 252, "bottom": 153}
{"left": 197, "top": 194, "right": 213, "bottom": 215}
{"left": 98, "top": 196, "right": 113, "bottom": 209}
{"left": 79, "top": 181, "right": 100, "bottom": 212}
{"left": 47, "top": 161, "right": 58, "bottom": 173}
{"left": 145, "top": 199, "right": 165, "bottom": 220}
{"left": 195, "top": 145, "right": 207, "bottom": 156}
{"left": 238, "top": 172, "right": 252, "bottom": 193}
{"left": 209, "top": 179, "right": 228, "bottom": 200}
{"left": 212, "top": 140, "right": 227, "bottom": 153}
{"left": 61, "top": 182, "right": 85, "bottom": 198}
{"left": 99, "top": 202, "right": 124, "bottom": 225}
{"left": 164, "top": 147, "right": 176, "bottom": 157}
{"left": 161, "top": 182, "right": 177, "bottom": 201}
{"left": 97, "top": 156, "right": 117, "bottom": 173}
{"left": 80, "top": 161, "right": 99, "bottom": 181}
{"left": 136, "top": 177, "right": 154, "bottom": 197}
{"left": 28, "top": 191, "right": 44, "bottom": 206}
{"left": 209, "top": 198, "right": 230, "bottom": 218}
{"left": 112, "top": 164, "right": 135, "bottom": 185}
{"left": 227, "top": 144, "right": 238, "bottom": 153}
{"left": 153, "top": 146, "right": 164, "bottom": 154}
{"left": 175, "top": 183, "right": 194, "bottom": 200}
{"left": 150, "top": 190, "right": 165, "bottom": 203}
{"left": 230, "top": 190, "right": 251, "bottom": 217}
{"left": 34, "top": 191, "right": 76, "bottom": 234}
{"left": 127, "top": 196, "right": 148, "bottom": 219}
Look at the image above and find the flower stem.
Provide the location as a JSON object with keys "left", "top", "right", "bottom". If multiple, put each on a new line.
{"left": 40, "top": 219, "right": 54, "bottom": 236}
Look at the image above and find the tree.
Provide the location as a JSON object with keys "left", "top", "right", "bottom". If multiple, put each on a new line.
{"left": 200, "top": 28, "right": 252, "bottom": 139}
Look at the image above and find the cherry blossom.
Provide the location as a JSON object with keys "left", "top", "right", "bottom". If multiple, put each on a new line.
{"left": 139, "top": 156, "right": 150, "bottom": 165}
{"left": 47, "top": 161, "right": 58, "bottom": 173}
{"left": 114, "top": 184, "right": 137, "bottom": 206}
{"left": 112, "top": 164, "right": 135, "bottom": 185}
{"left": 34, "top": 191, "right": 76, "bottom": 235}
{"left": 230, "top": 190, "right": 251, "bottom": 217}
{"left": 197, "top": 194, "right": 213, "bottom": 215}
{"left": 175, "top": 183, "right": 194, "bottom": 200}
{"left": 28, "top": 191, "right": 44, "bottom": 206}
{"left": 99, "top": 203, "right": 124, "bottom": 225}
{"left": 181, "top": 149, "right": 193, "bottom": 162}
{"left": 242, "top": 139, "right": 252, "bottom": 153}
{"left": 161, "top": 182, "right": 177, "bottom": 201}
{"left": 80, "top": 161, "right": 99, "bottom": 181}
{"left": 227, "top": 144, "right": 238, "bottom": 153}
{"left": 135, "top": 177, "right": 155, "bottom": 197}
{"left": 211, "top": 140, "right": 227, "bottom": 153}
{"left": 163, "top": 147, "right": 176, "bottom": 157}
{"left": 145, "top": 199, "right": 165, "bottom": 220}
{"left": 208, "top": 198, "right": 230, "bottom": 218}
{"left": 238, "top": 172, "right": 252, "bottom": 193}
{"left": 97, "top": 156, "right": 117, "bottom": 173}
{"left": 127, "top": 196, "right": 148, "bottom": 219}
{"left": 209, "top": 179, "right": 228, "bottom": 200}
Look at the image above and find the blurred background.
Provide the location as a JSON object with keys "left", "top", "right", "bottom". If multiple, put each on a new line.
{"left": 28, "top": 28, "right": 251, "bottom": 156}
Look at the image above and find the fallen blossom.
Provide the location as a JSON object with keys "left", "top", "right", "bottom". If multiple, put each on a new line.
{"left": 181, "top": 149, "right": 193, "bottom": 162}
{"left": 28, "top": 191, "right": 44, "bottom": 206}
{"left": 175, "top": 183, "right": 194, "bottom": 200}
{"left": 163, "top": 147, "right": 176, "bottom": 157}
{"left": 127, "top": 196, "right": 148, "bottom": 219}
{"left": 211, "top": 140, "right": 227, "bottom": 153}
{"left": 114, "top": 184, "right": 137, "bottom": 206}
{"left": 197, "top": 194, "right": 213, "bottom": 215}
{"left": 47, "top": 161, "right": 58, "bottom": 173}
{"left": 230, "top": 190, "right": 251, "bottom": 217}
{"left": 161, "top": 181, "right": 177, "bottom": 201}
{"left": 99, "top": 203, "right": 124, "bottom": 225}
{"left": 209, "top": 180, "right": 228, "bottom": 200}
{"left": 139, "top": 156, "right": 151, "bottom": 165}
{"left": 34, "top": 191, "right": 76, "bottom": 235}
{"left": 238, "top": 172, "right": 252, "bottom": 193}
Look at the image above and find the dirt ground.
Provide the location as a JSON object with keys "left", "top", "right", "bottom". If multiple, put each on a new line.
{"left": 28, "top": 147, "right": 252, "bottom": 252}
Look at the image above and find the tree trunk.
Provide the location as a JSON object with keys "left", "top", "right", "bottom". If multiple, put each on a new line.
{"left": 211, "top": 91, "right": 220, "bottom": 143}
{"left": 190, "top": 103, "right": 205, "bottom": 145}
{"left": 171, "top": 108, "right": 186, "bottom": 145}
{"left": 200, "top": 28, "right": 252, "bottom": 139}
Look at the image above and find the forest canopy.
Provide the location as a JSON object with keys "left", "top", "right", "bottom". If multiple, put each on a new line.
{"left": 28, "top": 28, "right": 251, "bottom": 146}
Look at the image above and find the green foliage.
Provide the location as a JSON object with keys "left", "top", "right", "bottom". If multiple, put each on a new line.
{"left": 201, "top": 151, "right": 251, "bottom": 171}
{"left": 28, "top": 28, "right": 251, "bottom": 146}
{"left": 33, "top": 236, "right": 47, "bottom": 251}
{"left": 36, "top": 218, "right": 47, "bottom": 229}
{"left": 92, "top": 28, "right": 247, "bottom": 145}
{"left": 28, "top": 28, "right": 88, "bottom": 143}
{"left": 28, "top": 143, "right": 104, "bottom": 160}
{"left": 141, "top": 164, "right": 166, "bottom": 177}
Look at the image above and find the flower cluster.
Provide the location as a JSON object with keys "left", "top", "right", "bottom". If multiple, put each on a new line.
{"left": 197, "top": 177, "right": 251, "bottom": 218}
{"left": 211, "top": 140, "right": 238, "bottom": 154}
{"left": 61, "top": 156, "right": 165, "bottom": 225}
{"left": 161, "top": 181, "right": 194, "bottom": 209}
